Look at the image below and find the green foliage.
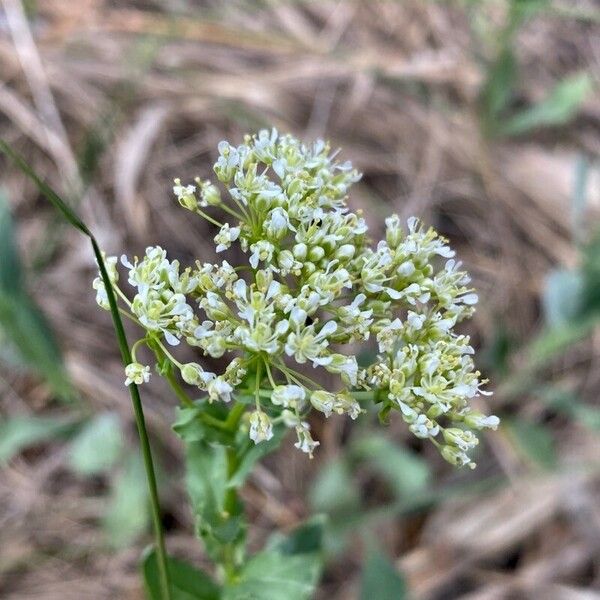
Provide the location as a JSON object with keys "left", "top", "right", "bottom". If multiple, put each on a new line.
{"left": 103, "top": 453, "right": 150, "bottom": 548}
{"left": 504, "top": 419, "right": 556, "bottom": 470}
{"left": 351, "top": 434, "right": 431, "bottom": 498}
{"left": 477, "top": 1, "right": 591, "bottom": 138}
{"left": 223, "top": 520, "right": 324, "bottom": 600}
{"left": 268, "top": 516, "right": 325, "bottom": 556}
{"left": 185, "top": 439, "right": 244, "bottom": 560}
{"left": 227, "top": 429, "right": 284, "bottom": 489}
{"left": 310, "top": 457, "right": 360, "bottom": 517}
{"left": 143, "top": 548, "right": 221, "bottom": 600}
{"left": 360, "top": 549, "right": 407, "bottom": 600}
{"left": 68, "top": 412, "right": 124, "bottom": 475}
{"left": 501, "top": 74, "right": 592, "bottom": 136}
{"left": 309, "top": 456, "right": 362, "bottom": 555}
{"left": 309, "top": 432, "right": 434, "bottom": 557}
{"left": 0, "top": 415, "right": 77, "bottom": 463}
{"left": 0, "top": 191, "right": 71, "bottom": 399}
{"left": 542, "top": 268, "right": 585, "bottom": 328}
{"left": 223, "top": 550, "right": 320, "bottom": 600}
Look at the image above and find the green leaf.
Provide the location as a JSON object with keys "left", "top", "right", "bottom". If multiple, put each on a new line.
{"left": 103, "top": 452, "right": 150, "bottom": 547}
{"left": 268, "top": 516, "right": 326, "bottom": 556}
{"left": 351, "top": 435, "right": 431, "bottom": 498}
{"left": 501, "top": 73, "right": 592, "bottom": 136}
{"left": 0, "top": 415, "right": 77, "bottom": 463}
{"left": 309, "top": 457, "right": 360, "bottom": 516}
{"left": 309, "top": 458, "right": 361, "bottom": 555}
{"left": 223, "top": 550, "right": 321, "bottom": 600}
{"left": 527, "top": 315, "right": 599, "bottom": 368}
{"left": 0, "top": 189, "right": 23, "bottom": 290}
{"left": 228, "top": 425, "right": 285, "bottom": 488}
{"left": 504, "top": 419, "right": 556, "bottom": 470}
{"left": 142, "top": 548, "right": 221, "bottom": 600}
{"left": 0, "top": 140, "right": 89, "bottom": 235}
{"left": 185, "top": 441, "right": 244, "bottom": 557}
{"left": 581, "top": 228, "right": 600, "bottom": 313}
{"left": 360, "top": 549, "right": 407, "bottom": 600}
{"left": 542, "top": 268, "right": 585, "bottom": 328}
{"left": 0, "top": 193, "right": 71, "bottom": 398}
{"left": 69, "top": 412, "right": 124, "bottom": 475}
{"left": 173, "top": 404, "right": 236, "bottom": 447}
{"left": 0, "top": 293, "right": 72, "bottom": 398}
{"left": 224, "top": 517, "right": 324, "bottom": 600}
{"left": 537, "top": 386, "right": 600, "bottom": 431}
{"left": 173, "top": 407, "right": 209, "bottom": 443}
{"left": 480, "top": 47, "right": 518, "bottom": 130}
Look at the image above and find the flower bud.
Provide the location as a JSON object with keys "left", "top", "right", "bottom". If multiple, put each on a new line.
{"left": 249, "top": 410, "right": 274, "bottom": 444}
{"left": 308, "top": 246, "right": 325, "bottom": 262}
{"left": 271, "top": 385, "right": 306, "bottom": 409}
{"left": 292, "top": 243, "right": 307, "bottom": 260}
{"left": 443, "top": 427, "right": 478, "bottom": 451}
{"left": 464, "top": 412, "right": 500, "bottom": 430}
{"left": 441, "top": 444, "right": 475, "bottom": 469}
{"left": 335, "top": 244, "right": 355, "bottom": 261}
{"left": 255, "top": 269, "right": 272, "bottom": 293}
{"left": 310, "top": 390, "right": 335, "bottom": 417}
{"left": 181, "top": 362, "right": 212, "bottom": 388}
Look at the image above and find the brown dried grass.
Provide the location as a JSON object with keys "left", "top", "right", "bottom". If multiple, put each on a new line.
{"left": 1, "top": 1, "right": 599, "bottom": 598}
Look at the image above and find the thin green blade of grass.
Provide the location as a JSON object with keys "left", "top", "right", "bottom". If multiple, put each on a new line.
{"left": 0, "top": 139, "right": 172, "bottom": 600}
{"left": 0, "top": 191, "right": 72, "bottom": 399}
{"left": 500, "top": 73, "right": 593, "bottom": 137}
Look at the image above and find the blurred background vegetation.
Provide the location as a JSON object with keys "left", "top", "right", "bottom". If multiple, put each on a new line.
{"left": 0, "top": 1, "right": 599, "bottom": 598}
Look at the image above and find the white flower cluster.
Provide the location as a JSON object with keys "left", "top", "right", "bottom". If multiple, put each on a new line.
{"left": 94, "top": 129, "right": 498, "bottom": 465}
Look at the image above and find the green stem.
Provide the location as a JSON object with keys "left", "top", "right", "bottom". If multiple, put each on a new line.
{"left": 200, "top": 412, "right": 232, "bottom": 431}
{"left": 0, "top": 140, "right": 173, "bottom": 598}
{"left": 93, "top": 240, "right": 172, "bottom": 600}
{"left": 225, "top": 402, "right": 247, "bottom": 431}
{"left": 222, "top": 445, "right": 240, "bottom": 583}
{"left": 165, "top": 369, "right": 195, "bottom": 408}
{"left": 351, "top": 390, "right": 380, "bottom": 401}
{"left": 196, "top": 207, "right": 224, "bottom": 228}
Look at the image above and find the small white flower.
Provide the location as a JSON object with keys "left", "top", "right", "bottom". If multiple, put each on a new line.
{"left": 325, "top": 354, "right": 358, "bottom": 386}
{"left": 214, "top": 223, "right": 241, "bottom": 253}
{"left": 249, "top": 240, "right": 275, "bottom": 269}
{"left": 409, "top": 414, "right": 439, "bottom": 439}
{"left": 294, "top": 423, "right": 319, "bottom": 458}
{"left": 249, "top": 410, "right": 274, "bottom": 444}
{"left": 173, "top": 178, "right": 197, "bottom": 211}
{"left": 443, "top": 427, "right": 479, "bottom": 452}
{"left": 271, "top": 385, "right": 306, "bottom": 409}
{"left": 263, "top": 207, "right": 291, "bottom": 240}
{"left": 125, "top": 362, "right": 151, "bottom": 386}
{"left": 207, "top": 377, "right": 233, "bottom": 403}
{"left": 441, "top": 444, "right": 475, "bottom": 469}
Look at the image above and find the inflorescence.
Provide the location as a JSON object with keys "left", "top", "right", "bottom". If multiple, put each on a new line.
{"left": 93, "top": 129, "right": 498, "bottom": 467}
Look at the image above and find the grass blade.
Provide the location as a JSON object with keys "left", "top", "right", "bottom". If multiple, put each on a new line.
{"left": 0, "top": 138, "right": 172, "bottom": 600}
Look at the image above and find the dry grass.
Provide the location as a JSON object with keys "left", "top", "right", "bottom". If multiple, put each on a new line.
{"left": 1, "top": 1, "right": 600, "bottom": 598}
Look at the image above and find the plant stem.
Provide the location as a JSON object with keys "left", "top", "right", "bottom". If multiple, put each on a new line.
{"left": 223, "top": 445, "right": 240, "bottom": 583}
{"left": 165, "top": 369, "right": 195, "bottom": 408}
{"left": 225, "top": 401, "right": 247, "bottom": 430}
{"left": 91, "top": 240, "right": 172, "bottom": 600}
{"left": 0, "top": 141, "right": 172, "bottom": 599}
